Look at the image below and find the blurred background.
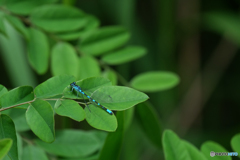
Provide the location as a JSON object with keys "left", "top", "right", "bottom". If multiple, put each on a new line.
{"left": 1, "top": 0, "right": 240, "bottom": 159}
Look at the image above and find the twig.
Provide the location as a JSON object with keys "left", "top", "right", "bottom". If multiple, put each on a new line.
{"left": 170, "top": 38, "right": 238, "bottom": 135}
{"left": 0, "top": 98, "right": 36, "bottom": 112}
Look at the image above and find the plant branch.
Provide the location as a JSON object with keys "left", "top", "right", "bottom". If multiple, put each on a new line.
{"left": 0, "top": 98, "right": 36, "bottom": 112}
{"left": 169, "top": 38, "right": 238, "bottom": 135}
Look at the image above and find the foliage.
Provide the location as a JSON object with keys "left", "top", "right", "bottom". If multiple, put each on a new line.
{"left": 1, "top": 0, "right": 238, "bottom": 160}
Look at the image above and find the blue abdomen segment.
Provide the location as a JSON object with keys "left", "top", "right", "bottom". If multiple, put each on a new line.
{"left": 106, "top": 109, "right": 113, "bottom": 115}
{"left": 70, "top": 82, "right": 113, "bottom": 115}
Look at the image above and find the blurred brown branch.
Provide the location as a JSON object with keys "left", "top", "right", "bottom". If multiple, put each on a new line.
{"left": 170, "top": 38, "right": 238, "bottom": 135}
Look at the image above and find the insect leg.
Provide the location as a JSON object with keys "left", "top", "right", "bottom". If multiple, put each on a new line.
{"left": 80, "top": 93, "right": 91, "bottom": 112}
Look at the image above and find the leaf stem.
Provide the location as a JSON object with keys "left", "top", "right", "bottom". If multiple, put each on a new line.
{"left": 0, "top": 98, "right": 36, "bottom": 112}
{"left": 42, "top": 98, "right": 61, "bottom": 101}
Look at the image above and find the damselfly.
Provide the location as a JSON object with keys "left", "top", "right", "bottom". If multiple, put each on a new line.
{"left": 70, "top": 82, "right": 113, "bottom": 115}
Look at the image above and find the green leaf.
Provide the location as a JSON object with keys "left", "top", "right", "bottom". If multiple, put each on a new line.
{"left": 56, "top": 16, "right": 99, "bottom": 41}
{"left": 35, "top": 129, "right": 100, "bottom": 158}
{"left": 54, "top": 99, "right": 85, "bottom": 122}
{"left": 22, "top": 145, "right": 48, "bottom": 160}
{"left": 102, "top": 46, "right": 147, "bottom": 65}
{"left": 30, "top": 5, "right": 88, "bottom": 32}
{"left": 2, "top": 108, "right": 30, "bottom": 132}
{"left": 63, "top": 77, "right": 112, "bottom": 99}
{"left": 102, "top": 69, "right": 117, "bottom": 85}
{"left": 0, "top": 15, "right": 7, "bottom": 37}
{"left": 3, "top": 0, "right": 57, "bottom": 15}
{"left": 162, "top": 130, "right": 190, "bottom": 160}
{"left": 58, "top": 154, "right": 99, "bottom": 160}
{"left": 135, "top": 103, "right": 163, "bottom": 149}
{"left": 163, "top": 130, "right": 208, "bottom": 160}
{"left": 87, "top": 130, "right": 107, "bottom": 147}
{"left": 79, "top": 26, "right": 130, "bottom": 56}
{"left": 56, "top": 29, "right": 85, "bottom": 41}
{"left": 124, "top": 107, "right": 134, "bottom": 131}
{"left": 91, "top": 86, "right": 149, "bottom": 110}
{"left": 78, "top": 56, "right": 101, "bottom": 80}
{"left": 0, "top": 139, "right": 12, "bottom": 160}
{"left": 130, "top": 71, "right": 180, "bottom": 92}
{"left": 0, "top": 86, "right": 34, "bottom": 108}
{"left": 0, "top": 114, "right": 18, "bottom": 160}
{"left": 51, "top": 42, "right": 78, "bottom": 77}
{"left": 28, "top": 28, "right": 49, "bottom": 74}
{"left": 231, "top": 133, "right": 240, "bottom": 158}
{"left": 201, "top": 141, "right": 231, "bottom": 160}
{"left": 34, "top": 75, "right": 75, "bottom": 98}
{"left": 204, "top": 12, "right": 240, "bottom": 45}
{"left": 85, "top": 104, "right": 117, "bottom": 132}
{"left": 26, "top": 99, "right": 55, "bottom": 143}
{"left": 0, "top": 84, "right": 8, "bottom": 97}
{"left": 99, "top": 111, "right": 124, "bottom": 160}
{"left": 183, "top": 140, "right": 207, "bottom": 160}
{"left": 5, "top": 15, "right": 29, "bottom": 40}
{"left": 16, "top": 134, "right": 22, "bottom": 160}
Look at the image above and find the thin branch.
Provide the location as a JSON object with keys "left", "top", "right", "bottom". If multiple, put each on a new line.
{"left": 170, "top": 38, "right": 238, "bottom": 135}
{"left": 42, "top": 98, "right": 61, "bottom": 101}
{"left": 0, "top": 98, "right": 36, "bottom": 112}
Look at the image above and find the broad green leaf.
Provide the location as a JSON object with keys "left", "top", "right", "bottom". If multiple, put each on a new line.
{"left": 0, "top": 15, "right": 7, "bottom": 37}
{"left": 91, "top": 86, "right": 149, "bottom": 110}
{"left": 99, "top": 111, "right": 124, "bottom": 160}
{"left": 201, "top": 141, "right": 231, "bottom": 160}
{"left": 183, "top": 140, "right": 207, "bottom": 160}
{"left": 34, "top": 75, "right": 75, "bottom": 98}
{"left": 162, "top": 130, "right": 190, "bottom": 160}
{"left": 2, "top": 108, "right": 30, "bottom": 132}
{"left": 56, "top": 16, "right": 99, "bottom": 41}
{"left": 22, "top": 145, "right": 48, "bottom": 160}
{"left": 85, "top": 104, "right": 117, "bottom": 132}
{"left": 204, "top": 12, "right": 240, "bottom": 45}
{"left": 102, "top": 46, "right": 147, "bottom": 65}
{"left": 79, "top": 26, "right": 130, "bottom": 56}
{"left": 51, "top": 42, "right": 78, "bottom": 77}
{"left": 0, "top": 114, "right": 18, "bottom": 160}
{"left": 102, "top": 69, "right": 117, "bottom": 85}
{"left": 26, "top": 99, "right": 55, "bottom": 143}
{"left": 35, "top": 129, "right": 100, "bottom": 158}
{"left": 54, "top": 99, "right": 85, "bottom": 122}
{"left": 0, "top": 84, "right": 8, "bottom": 97}
{"left": 3, "top": 0, "right": 57, "bottom": 15}
{"left": 2, "top": 155, "right": 11, "bottom": 160}
{"left": 130, "top": 71, "right": 180, "bottom": 92}
{"left": 57, "top": 29, "right": 85, "bottom": 41}
{"left": 87, "top": 130, "right": 107, "bottom": 147}
{"left": 28, "top": 28, "right": 49, "bottom": 74}
{"left": 0, "top": 86, "right": 34, "bottom": 108}
{"left": 0, "top": 139, "right": 12, "bottom": 160}
{"left": 58, "top": 153, "right": 99, "bottom": 160}
{"left": 78, "top": 56, "right": 101, "bottom": 80}
{"left": 5, "top": 15, "right": 29, "bottom": 40}
{"left": 79, "top": 15, "right": 100, "bottom": 39}
{"left": 63, "top": 77, "right": 112, "bottom": 99}
{"left": 135, "top": 103, "right": 163, "bottom": 149}
{"left": 231, "top": 133, "right": 240, "bottom": 158}
{"left": 0, "top": 0, "right": 4, "bottom": 5}
{"left": 16, "top": 134, "right": 22, "bottom": 160}
{"left": 30, "top": 5, "right": 88, "bottom": 32}
{"left": 124, "top": 107, "right": 134, "bottom": 131}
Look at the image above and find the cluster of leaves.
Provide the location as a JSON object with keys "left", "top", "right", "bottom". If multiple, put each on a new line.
{"left": 0, "top": 0, "right": 179, "bottom": 92}
{"left": 0, "top": 0, "right": 148, "bottom": 78}
{"left": 0, "top": 75, "right": 149, "bottom": 159}
{"left": 0, "top": 0, "right": 182, "bottom": 160}
{"left": 162, "top": 130, "right": 240, "bottom": 160}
